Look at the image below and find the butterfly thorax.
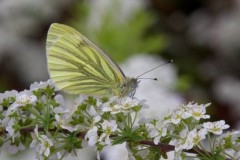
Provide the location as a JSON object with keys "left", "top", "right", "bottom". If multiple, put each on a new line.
{"left": 117, "top": 77, "right": 138, "bottom": 97}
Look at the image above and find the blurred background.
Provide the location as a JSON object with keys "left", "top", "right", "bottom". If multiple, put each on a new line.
{"left": 1, "top": 0, "right": 240, "bottom": 159}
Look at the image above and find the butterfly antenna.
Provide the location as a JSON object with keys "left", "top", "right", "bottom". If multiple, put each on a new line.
{"left": 137, "top": 60, "right": 173, "bottom": 78}
{"left": 138, "top": 78, "right": 158, "bottom": 81}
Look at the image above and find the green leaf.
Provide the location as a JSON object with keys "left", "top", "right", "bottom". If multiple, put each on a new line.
{"left": 45, "top": 85, "right": 55, "bottom": 98}
{"left": 112, "top": 136, "right": 129, "bottom": 145}
{"left": 79, "top": 104, "right": 87, "bottom": 111}
{"left": 132, "top": 105, "right": 141, "bottom": 112}
{"left": 32, "top": 90, "right": 41, "bottom": 98}
{"left": 161, "top": 152, "right": 168, "bottom": 159}
{"left": 97, "top": 144, "right": 105, "bottom": 151}
{"left": 85, "top": 97, "right": 96, "bottom": 106}
{"left": 131, "top": 135, "right": 145, "bottom": 142}
{"left": 2, "top": 98, "right": 10, "bottom": 107}
{"left": 115, "top": 112, "right": 126, "bottom": 122}
{"left": 101, "top": 97, "right": 109, "bottom": 103}
{"left": 223, "top": 135, "right": 233, "bottom": 148}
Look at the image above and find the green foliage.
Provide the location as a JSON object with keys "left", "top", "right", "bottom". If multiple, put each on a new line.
{"left": 70, "top": 0, "right": 167, "bottom": 61}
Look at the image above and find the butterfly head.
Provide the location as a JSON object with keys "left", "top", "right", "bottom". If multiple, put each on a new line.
{"left": 120, "top": 77, "right": 139, "bottom": 97}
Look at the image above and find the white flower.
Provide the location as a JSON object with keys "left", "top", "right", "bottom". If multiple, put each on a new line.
{"left": 55, "top": 114, "right": 77, "bottom": 132}
{"left": 6, "top": 118, "right": 15, "bottom": 136}
{"left": 85, "top": 126, "right": 98, "bottom": 146}
{"left": 216, "top": 130, "right": 240, "bottom": 147}
{"left": 73, "top": 95, "right": 89, "bottom": 106}
{"left": 30, "top": 127, "right": 53, "bottom": 158}
{"left": 101, "top": 120, "right": 118, "bottom": 133}
{"left": 170, "top": 110, "right": 184, "bottom": 124}
{"left": 15, "top": 92, "right": 37, "bottom": 105}
{"left": 53, "top": 107, "right": 69, "bottom": 114}
{"left": 93, "top": 115, "right": 101, "bottom": 123}
{"left": 102, "top": 102, "right": 121, "bottom": 114}
{"left": 54, "top": 94, "right": 65, "bottom": 107}
{"left": 102, "top": 97, "right": 146, "bottom": 114}
{"left": 85, "top": 121, "right": 117, "bottom": 147}
{"left": 176, "top": 102, "right": 211, "bottom": 121}
{"left": 186, "top": 129, "right": 207, "bottom": 147}
{"left": 147, "top": 121, "right": 167, "bottom": 145}
{"left": 0, "top": 90, "right": 18, "bottom": 103}
{"left": 99, "top": 133, "right": 111, "bottom": 145}
{"left": 173, "top": 129, "right": 193, "bottom": 151}
{"left": 234, "top": 151, "right": 240, "bottom": 159}
{"left": 39, "top": 135, "right": 53, "bottom": 157}
{"left": 85, "top": 120, "right": 118, "bottom": 146}
{"left": 189, "top": 107, "right": 210, "bottom": 120}
{"left": 6, "top": 118, "right": 20, "bottom": 142}
{"left": 30, "top": 79, "right": 55, "bottom": 91}
{"left": 7, "top": 143, "right": 25, "bottom": 154}
{"left": 203, "top": 120, "right": 229, "bottom": 135}
{"left": 215, "top": 130, "right": 240, "bottom": 159}
{"left": 174, "top": 151, "right": 182, "bottom": 160}
{"left": 185, "top": 102, "right": 211, "bottom": 109}
{"left": 30, "top": 126, "right": 39, "bottom": 149}
{"left": 105, "top": 104, "right": 123, "bottom": 113}
{"left": 88, "top": 105, "right": 98, "bottom": 117}
{"left": 8, "top": 91, "right": 37, "bottom": 113}
{"left": 172, "top": 128, "right": 206, "bottom": 152}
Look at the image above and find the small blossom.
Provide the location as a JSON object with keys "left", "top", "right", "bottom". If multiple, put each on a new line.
{"left": 0, "top": 90, "right": 18, "bottom": 103}
{"left": 55, "top": 114, "right": 77, "bottom": 132}
{"left": 185, "top": 102, "right": 211, "bottom": 109}
{"left": 173, "top": 129, "right": 194, "bottom": 151}
{"left": 95, "top": 120, "right": 118, "bottom": 145}
{"left": 6, "top": 118, "right": 15, "bottom": 136}
{"left": 30, "top": 126, "right": 53, "bottom": 158}
{"left": 147, "top": 121, "right": 167, "bottom": 145}
{"left": 215, "top": 130, "right": 240, "bottom": 159}
{"left": 216, "top": 130, "right": 240, "bottom": 147}
{"left": 30, "top": 79, "right": 55, "bottom": 91}
{"left": 170, "top": 110, "right": 184, "bottom": 124}
{"left": 171, "top": 128, "right": 207, "bottom": 152}
{"left": 85, "top": 126, "right": 98, "bottom": 146}
{"left": 88, "top": 105, "right": 98, "bottom": 117}
{"left": 180, "top": 102, "right": 211, "bottom": 120}
{"left": 189, "top": 107, "right": 210, "bottom": 120}
{"left": 5, "top": 118, "right": 20, "bottom": 142}
{"left": 174, "top": 151, "right": 182, "bottom": 160}
{"left": 8, "top": 91, "right": 37, "bottom": 113}
{"left": 73, "top": 95, "right": 89, "bottom": 106}
{"left": 99, "top": 133, "right": 111, "bottom": 145}
{"left": 203, "top": 120, "right": 230, "bottom": 135}
{"left": 186, "top": 129, "right": 207, "bottom": 147}
{"left": 39, "top": 135, "right": 53, "bottom": 157}
{"left": 101, "top": 120, "right": 118, "bottom": 133}
{"left": 53, "top": 107, "right": 69, "bottom": 114}
{"left": 93, "top": 115, "right": 101, "bottom": 123}
{"left": 30, "top": 126, "right": 39, "bottom": 149}
{"left": 54, "top": 94, "right": 65, "bottom": 107}
{"left": 7, "top": 143, "right": 25, "bottom": 154}
{"left": 102, "top": 97, "right": 147, "bottom": 114}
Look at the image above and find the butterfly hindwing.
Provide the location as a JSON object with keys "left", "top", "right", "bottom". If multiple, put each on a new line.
{"left": 47, "top": 23, "right": 125, "bottom": 95}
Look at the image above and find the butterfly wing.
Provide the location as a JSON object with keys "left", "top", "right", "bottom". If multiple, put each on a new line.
{"left": 46, "top": 23, "right": 125, "bottom": 95}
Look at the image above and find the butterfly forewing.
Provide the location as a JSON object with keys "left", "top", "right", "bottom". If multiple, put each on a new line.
{"left": 47, "top": 23, "right": 125, "bottom": 95}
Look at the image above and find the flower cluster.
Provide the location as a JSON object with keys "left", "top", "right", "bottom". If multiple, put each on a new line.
{"left": 216, "top": 130, "right": 240, "bottom": 159}
{"left": 0, "top": 80, "right": 237, "bottom": 160}
{"left": 146, "top": 102, "right": 230, "bottom": 158}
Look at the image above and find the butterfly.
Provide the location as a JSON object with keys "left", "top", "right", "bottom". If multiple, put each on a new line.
{"left": 46, "top": 23, "right": 139, "bottom": 97}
